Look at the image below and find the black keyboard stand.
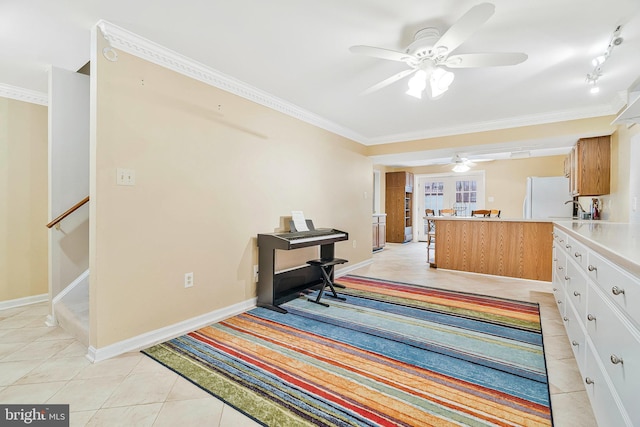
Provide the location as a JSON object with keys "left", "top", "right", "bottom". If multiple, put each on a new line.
{"left": 257, "top": 219, "right": 348, "bottom": 313}
{"left": 306, "top": 258, "right": 348, "bottom": 307}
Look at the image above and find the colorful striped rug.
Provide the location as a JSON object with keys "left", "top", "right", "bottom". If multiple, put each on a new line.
{"left": 142, "top": 275, "right": 553, "bottom": 426}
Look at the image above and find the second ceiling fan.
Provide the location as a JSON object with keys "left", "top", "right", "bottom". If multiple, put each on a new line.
{"left": 350, "top": 3, "right": 527, "bottom": 99}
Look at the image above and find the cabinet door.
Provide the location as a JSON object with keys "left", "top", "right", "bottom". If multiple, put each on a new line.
{"left": 584, "top": 343, "right": 631, "bottom": 427}
{"left": 565, "top": 303, "right": 587, "bottom": 370}
{"left": 565, "top": 257, "right": 588, "bottom": 321}
{"left": 586, "top": 286, "right": 640, "bottom": 424}
{"left": 372, "top": 221, "right": 379, "bottom": 250}
{"left": 570, "top": 147, "right": 577, "bottom": 195}
{"left": 576, "top": 137, "right": 610, "bottom": 196}
{"left": 587, "top": 250, "right": 640, "bottom": 327}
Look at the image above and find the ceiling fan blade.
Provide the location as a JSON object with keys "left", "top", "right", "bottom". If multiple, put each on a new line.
{"left": 361, "top": 68, "right": 417, "bottom": 95}
{"left": 349, "top": 45, "right": 416, "bottom": 63}
{"left": 434, "top": 3, "right": 495, "bottom": 56}
{"left": 444, "top": 52, "right": 528, "bottom": 68}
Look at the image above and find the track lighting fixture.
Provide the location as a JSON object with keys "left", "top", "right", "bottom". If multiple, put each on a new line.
{"left": 586, "top": 25, "right": 623, "bottom": 94}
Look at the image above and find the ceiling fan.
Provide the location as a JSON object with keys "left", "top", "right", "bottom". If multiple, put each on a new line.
{"left": 349, "top": 2, "right": 527, "bottom": 99}
{"left": 438, "top": 154, "right": 494, "bottom": 172}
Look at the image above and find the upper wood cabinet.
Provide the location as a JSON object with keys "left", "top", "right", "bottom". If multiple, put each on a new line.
{"left": 567, "top": 135, "right": 611, "bottom": 196}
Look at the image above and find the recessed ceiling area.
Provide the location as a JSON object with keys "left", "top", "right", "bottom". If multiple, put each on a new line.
{"left": 368, "top": 131, "right": 617, "bottom": 167}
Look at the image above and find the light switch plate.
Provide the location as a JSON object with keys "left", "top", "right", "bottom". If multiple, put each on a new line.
{"left": 116, "top": 168, "right": 135, "bottom": 186}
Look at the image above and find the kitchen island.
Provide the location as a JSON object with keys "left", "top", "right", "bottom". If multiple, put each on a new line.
{"left": 433, "top": 217, "right": 554, "bottom": 281}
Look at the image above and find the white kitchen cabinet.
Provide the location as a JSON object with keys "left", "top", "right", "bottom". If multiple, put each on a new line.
{"left": 552, "top": 224, "right": 640, "bottom": 427}
{"left": 583, "top": 342, "right": 629, "bottom": 427}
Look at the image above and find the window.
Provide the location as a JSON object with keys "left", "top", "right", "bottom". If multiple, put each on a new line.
{"left": 454, "top": 179, "right": 478, "bottom": 216}
{"left": 416, "top": 172, "right": 485, "bottom": 241}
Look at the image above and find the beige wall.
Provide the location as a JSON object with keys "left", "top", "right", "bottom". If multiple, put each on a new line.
{"left": 598, "top": 124, "right": 640, "bottom": 222}
{"left": 0, "top": 97, "right": 48, "bottom": 302}
{"left": 90, "top": 41, "right": 372, "bottom": 348}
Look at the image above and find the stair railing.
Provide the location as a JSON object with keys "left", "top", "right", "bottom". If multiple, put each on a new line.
{"left": 46, "top": 196, "right": 90, "bottom": 229}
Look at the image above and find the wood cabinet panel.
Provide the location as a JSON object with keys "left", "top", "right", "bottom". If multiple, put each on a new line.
{"left": 434, "top": 219, "right": 552, "bottom": 281}
{"left": 385, "top": 172, "right": 413, "bottom": 243}
{"left": 372, "top": 214, "right": 386, "bottom": 251}
{"left": 567, "top": 136, "right": 611, "bottom": 196}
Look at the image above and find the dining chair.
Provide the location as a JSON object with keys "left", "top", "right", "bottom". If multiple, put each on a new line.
{"left": 439, "top": 208, "right": 455, "bottom": 216}
{"left": 425, "top": 209, "right": 436, "bottom": 263}
{"left": 471, "top": 209, "right": 491, "bottom": 217}
{"left": 490, "top": 209, "right": 501, "bottom": 218}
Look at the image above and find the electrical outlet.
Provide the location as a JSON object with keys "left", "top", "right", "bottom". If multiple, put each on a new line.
{"left": 253, "top": 265, "right": 259, "bottom": 282}
{"left": 184, "top": 272, "right": 194, "bottom": 288}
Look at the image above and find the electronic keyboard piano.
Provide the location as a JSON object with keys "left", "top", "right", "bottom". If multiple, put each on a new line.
{"left": 257, "top": 222, "right": 348, "bottom": 313}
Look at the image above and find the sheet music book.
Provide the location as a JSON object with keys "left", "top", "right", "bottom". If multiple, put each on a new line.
{"left": 291, "top": 211, "right": 309, "bottom": 232}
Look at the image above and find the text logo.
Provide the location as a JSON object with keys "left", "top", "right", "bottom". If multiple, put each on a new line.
{"left": 1, "top": 405, "right": 69, "bottom": 426}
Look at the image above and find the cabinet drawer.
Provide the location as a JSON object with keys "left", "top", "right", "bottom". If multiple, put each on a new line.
{"left": 586, "top": 286, "right": 640, "bottom": 424}
{"left": 584, "top": 343, "right": 631, "bottom": 427}
{"left": 554, "top": 249, "right": 568, "bottom": 287}
{"left": 587, "top": 251, "right": 640, "bottom": 328}
{"left": 565, "top": 258, "right": 588, "bottom": 321}
{"left": 566, "top": 237, "right": 588, "bottom": 270}
{"left": 553, "top": 228, "right": 568, "bottom": 248}
{"left": 565, "top": 303, "right": 587, "bottom": 369}
{"left": 554, "top": 287, "right": 566, "bottom": 318}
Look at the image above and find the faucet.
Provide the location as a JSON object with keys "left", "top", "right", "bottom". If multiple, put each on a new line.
{"left": 564, "top": 200, "right": 586, "bottom": 218}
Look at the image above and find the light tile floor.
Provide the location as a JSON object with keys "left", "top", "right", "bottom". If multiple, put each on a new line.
{"left": 0, "top": 242, "right": 596, "bottom": 426}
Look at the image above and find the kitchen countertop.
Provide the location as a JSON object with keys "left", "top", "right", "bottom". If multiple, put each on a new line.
{"left": 428, "top": 216, "right": 557, "bottom": 223}
{"left": 553, "top": 221, "right": 640, "bottom": 277}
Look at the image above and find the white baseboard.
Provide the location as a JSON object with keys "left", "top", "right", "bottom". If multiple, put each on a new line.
{"left": 81, "top": 258, "right": 372, "bottom": 363}
{"left": 86, "top": 297, "right": 257, "bottom": 363}
{"left": 0, "top": 294, "right": 48, "bottom": 311}
{"left": 336, "top": 259, "right": 373, "bottom": 277}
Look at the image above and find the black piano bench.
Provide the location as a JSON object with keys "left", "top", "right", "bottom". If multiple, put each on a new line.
{"left": 306, "top": 258, "right": 348, "bottom": 307}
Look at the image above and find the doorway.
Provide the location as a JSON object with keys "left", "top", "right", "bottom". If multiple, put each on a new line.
{"left": 416, "top": 172, "right": 485, "bottom": 241}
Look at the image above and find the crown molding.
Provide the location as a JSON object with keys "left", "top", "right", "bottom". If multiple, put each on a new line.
{"left": 95, "top": 20, "right": 368, "bottom": 145}
{"left": 0, "top": 83, "right": 48, "bottom": 106}
{"left": 366, "top": 93, "right": 626, "bottom": 145}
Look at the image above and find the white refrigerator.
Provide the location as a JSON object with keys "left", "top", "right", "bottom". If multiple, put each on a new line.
{"left": 523, "top": 176, "right": 574, "bottom": 219}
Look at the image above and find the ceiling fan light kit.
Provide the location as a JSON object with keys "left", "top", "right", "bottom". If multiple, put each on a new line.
{"left": 452, "top": 163, "right": 471, "bottom": 173}
{"left": 430, "top": 67, "right": 455, "bottom": 98}
{"left": 451, "top": 154, "right": 476, "bottom": 172}
{"left": 350, "top": 2, "right": 527, "bottom": 100}
{"left": 406, "top": 70, "right": 428, "bottom": 98}
{"left": 406, "top": 66, "right": 455, "bottom": 99}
